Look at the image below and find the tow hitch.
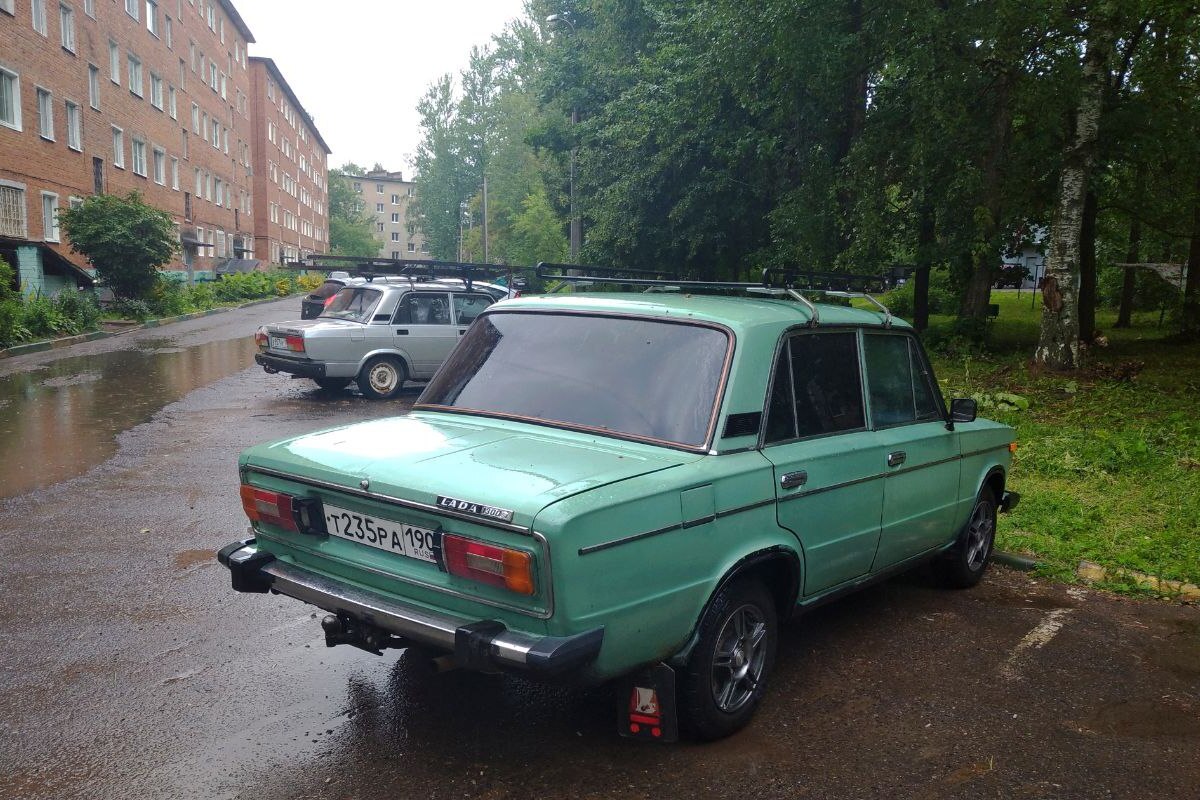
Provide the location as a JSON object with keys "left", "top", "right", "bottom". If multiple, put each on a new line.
{"left": 321, "top": 613, "right": 404, "bottom": 655}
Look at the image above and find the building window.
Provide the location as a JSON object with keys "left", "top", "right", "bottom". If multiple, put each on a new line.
{"left": 407, "top": 242, "right": 416, "bottom": 253}
{"left": 109, "top": 41, "right": 120, "bottom": 83}
{"left": 352, "top": 182, "right": 361, "bottom": 193}
{"left": 36, "top": 88, "right": 54, "bottom": 140}
{"left": 128, "top": 54, "right": 143, "bottom": 97}
{"left": 0, "top": 68, "right": 20, "bottom": 131}
{"left": 65, "top": 101, "right": 81, "bottom": 150}
{"left": 391, "top": 251, "right": 400, "bottom": 260}
{"left": 146, "top": 0, "right": 158, "bottom": 36}
{"left": 376, "top": 183, "right": 384, "bottom": 193}
{"left": 59, "top": 4, "right": 75, "bottom": 51}
{"left": 41, "top": 192, "right": 60, "bottom": 242}
{"left": 164, "top": 15, "right": 172, "bottom": 47}
{"left": 391, "top": 213, "right": 400, "bottom": 223}
{"left": 194, "top": 168, "right": 201, "bottom": 196}
{"left": 377, "top": 222, "right": 385, "bottom": 233}
{"left": 112, "top": 126, "right": 124, "bottom": 168}
{"left": 32, "top": 0, "right": 48, "bottom": 35}
{"left": 191, "top": 103, "right": 199, "bottom": 134}
{"left": 376, "top": 202, "right": 384, "bottom": 213}
{"left": 131, "top": 138, "right": 147, "bottom": 176}
{"left": 390, "top": 231, "right": 399, "bottom": 242}
{"left": 87, "top": 64, "right": 100, "bottom": 109}
{"left": 153, "top": 147, "right": 165, "bottom": 184}
{"left": 124, "top": 0, "right": 137, "bottom": 20}
{"left": 391, "top": 194, "right": 400, "bottom": 204}
{"left": 181, "top": 128, "right": 187, "bottom": 158}
{"left": 407, "top": 186, "right": 415, "bottom": 197}
{"left": 0, "top": 184, "right": 27, "bottom": 238}
{"left": 170, "top": 156, "right": 179, "bottom": 190}
{"left": 208, "top": 62, "right": 217, "bottom": 90}
{"left": 150, "top": 73, "right": 163, "bottom": 109}
{"left": 167, "top": 86, "right": 176, "bottom": 118}
{"left": 83, "top": 0, "right": 93, "bottom": 18}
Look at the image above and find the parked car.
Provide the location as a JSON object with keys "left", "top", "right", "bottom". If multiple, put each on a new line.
{"left": 224, "top": 287, "right": 1018, "bottom": 740}
{"left": 256, "top": 279, "right": 502, "bottom": 398}
{"left": 300, "top": 276, "right": 355, "bottom": 320}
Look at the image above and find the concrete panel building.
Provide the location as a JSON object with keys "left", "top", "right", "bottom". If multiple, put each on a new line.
{"left": 344, "top": 168, "right": 428, "bottom": 260}
{"left": 248, "top": 56, "right": 329, "bottom": 267}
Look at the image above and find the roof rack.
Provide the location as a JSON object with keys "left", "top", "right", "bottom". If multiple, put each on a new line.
{"left": 285, "top": 256, "right": 527, "bottom": 292}
{"left": 535, "top": 263, "right": 894, "bottom": 327}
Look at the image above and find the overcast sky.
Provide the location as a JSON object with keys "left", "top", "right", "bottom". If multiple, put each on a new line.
{"left": 232, "top": 0, "right": 529, "bottom": 177}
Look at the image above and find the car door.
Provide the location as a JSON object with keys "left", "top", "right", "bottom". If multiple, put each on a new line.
{"left": 391, "top": 291, "right": 457, "bottom": 378}
{"left": 761, "top": 330, "right": 885, "bottom": 596}
{"left": 451, "top": 292, "right": 494, "bottom": 339}
{"left": 863, "top": 331, "right": 961, "bottom": 569}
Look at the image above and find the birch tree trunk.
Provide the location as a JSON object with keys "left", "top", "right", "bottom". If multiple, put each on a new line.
{"left": 1035, "top": 25, "right": 1114, "bottom": 368}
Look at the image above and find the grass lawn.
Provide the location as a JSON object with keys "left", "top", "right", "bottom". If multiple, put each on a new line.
{"left": 920, "top": 291, "right": 1199, "bottom": 594}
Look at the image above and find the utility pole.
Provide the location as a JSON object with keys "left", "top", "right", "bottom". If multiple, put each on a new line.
{"left": 482, "top": 175, "right": 489, "bottom": 264}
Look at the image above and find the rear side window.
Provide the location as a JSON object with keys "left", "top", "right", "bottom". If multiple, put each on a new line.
{"left": 863, "top": 333, "right": 942, "bottom": 427}
{"left": 764, "top": 331, "right": 866, "bottom": 443}
{"left": 452, "top": 293, "right": 493, "bottom": 325}
{"left": 393, "top": 292, "right": 452, "bottom": 325}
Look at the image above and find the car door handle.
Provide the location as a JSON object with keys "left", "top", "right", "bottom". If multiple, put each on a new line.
{"left": 395, "top": 329, "right": 409, "bottom": 335}
{"left": 887, "top": 451, "right": 907, "bottom": 467}
{"left": 780, "top": 470, "right": 808, "bottom": 490}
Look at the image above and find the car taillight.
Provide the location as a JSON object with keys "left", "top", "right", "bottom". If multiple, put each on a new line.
{"left": 285, "top": 334, "right": 305, "bottom": 352}
{"left": 323, "top": 294, "right": 337, "bottom": 308}
{"left": 254, "top": 328, "right": 268, "bottom": 348}
{"left": 240, "top": 485, "right": 298, "bottom": 532}
{"left": 442, "top": 534, "right": 535, "bottom": 595}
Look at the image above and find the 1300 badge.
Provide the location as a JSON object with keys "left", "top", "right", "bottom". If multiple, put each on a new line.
{"left": 436, "top": 495, "right": 515, "bottom": 523}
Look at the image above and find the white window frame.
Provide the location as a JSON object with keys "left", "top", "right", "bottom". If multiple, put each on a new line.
{"left": 164, "top": 15, "right": 173, "bottom": 48}
{"left": 0, "top": 67, "right": 21, "bottom": 132}
{"left": 170, "top": 156, "right": 179, "bottom": 190}
{"left": 59, "top": 3, "right": 75, "bottom": 52}
{"left": 145, "top": 0, "right": 159, "bottom": 36}
{"left": 168, "top": 86, "right": 176, "bottom": 119}
{"left": 131, "top": 137, "right": 147, "bottom": 177}
{"left": 83, "top": 0, "right": 93, "bottom": 18}
{"left": 127, "top": 54, "right": 143, "bottom": 97}
{"left": 150, "top": 73, "right": 163, "bottom": 110}
{"left": 36, "top": 87, "right": 54, "bottom": 140}
{"left": 153, "top": 146, "right": 166, "bottom": 185}
{"left": 41, "top": 191, "right": 60, "bottom": 242}
{"left": 87, "top": 64, "right": 100, "bottom": 110}
{"left": 65, "top": 100, "right": 81, "bottom": 150}
{"left": 391, "top": 213, "right": 400, "bottom": 223}
{"left": 112, "top": 126, "right": 125, "bottom": 168}
{"left": 32, "top": 0, "right": 48, "bottom": 35}
{"left": 109, "top": 41, "right": 121, "bottom": 84}
{"left": 124, "top": 0, "right": 138, "bottom": 20}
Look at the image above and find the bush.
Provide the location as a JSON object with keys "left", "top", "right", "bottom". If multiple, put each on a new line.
{"left": 296, "top": 273, "right": 324, "bottom": 292}
{"left": 0, "top": 300, "right": 30, "bottom": 347}
{"left": 1098, "top": 264, "right": 1181, "bottom": 314}
{"left": 148, "top": 276, "right": 191, "bottom": 317}
{"left": 55, "top": 289, "right": 101, "bottom": 331}
{"left": 883, "top": 271, "right": 958, "bottom": 318}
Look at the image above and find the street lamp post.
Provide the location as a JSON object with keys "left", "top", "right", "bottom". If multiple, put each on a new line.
{"left": 547, "top": 14, "right": 581, "bottom": 262}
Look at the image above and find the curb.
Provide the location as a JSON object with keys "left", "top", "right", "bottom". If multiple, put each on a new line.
{"left": 0, "top": 295, "right": 294, "bottom": 359}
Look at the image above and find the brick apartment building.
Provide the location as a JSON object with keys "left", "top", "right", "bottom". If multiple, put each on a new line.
{"left": 249, "top": 56, "right": 329, "bottom": 267}
{"left": 343, "top": 168, "right": 428, "bottom": 261}
{"left": 0, "top": 0, "right": 329, "bottom": 294}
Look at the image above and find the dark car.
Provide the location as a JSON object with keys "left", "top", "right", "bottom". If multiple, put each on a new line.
{"left": 300, "top": 278, "right": 351, "bottom": 319}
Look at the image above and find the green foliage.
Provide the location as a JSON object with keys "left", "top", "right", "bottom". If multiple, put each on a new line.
{"left": 0, "top": 289, "right": 101, "bottom": 346}
{"left": 883, "top": 272, "right": 958, "bottom": 318}
{"left": 1097, "top": 264, "right": 1182, "bottom": 315}
{"left": 58, "top": 192, "right": 178, "bottom": 301}
{"left": 328, "top": 167, "right": 379, "bottom": 257}
{"left": 0, "top": 256, "right": 18, "bottom": 302}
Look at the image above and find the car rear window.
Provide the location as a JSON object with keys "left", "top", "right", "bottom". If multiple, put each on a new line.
{"left": 322, "top": 287, "right": 383, "bottom": 323}
{"left": 311, "top": 280, "right": 344, "bottom": 299}
{"left": 418, "top": 312, "right": 730, "bottom": 449}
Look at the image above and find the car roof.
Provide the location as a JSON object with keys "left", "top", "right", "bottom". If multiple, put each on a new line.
{"left": 491, "top": 292, "right": 908, "bottom": 333}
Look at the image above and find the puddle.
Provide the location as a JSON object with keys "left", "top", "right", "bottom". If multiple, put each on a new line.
{"left": 174, "top": 549, "right": 218, "bottom": 571}
{"left": 0, "top": 336, "right": 258, "bottom": 498}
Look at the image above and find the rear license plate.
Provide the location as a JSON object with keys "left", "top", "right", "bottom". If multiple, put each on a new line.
{"left": 323, "top": 504, "right": 439, "bottom": 564}
{"left": 269, "top": 334, "right": 287, "bottom": 350}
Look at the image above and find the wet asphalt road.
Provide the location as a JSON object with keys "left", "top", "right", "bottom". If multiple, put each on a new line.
{"left": 0, "top": 299, "right": 1197, "bottom": 800}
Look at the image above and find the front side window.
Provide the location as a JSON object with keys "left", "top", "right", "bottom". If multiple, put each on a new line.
{"left": 863, "top": 333, "right": 942, "bottom": 427}
{"left": 322, "top": 287, "right": 382, "bottom": 323}
{"left": 419, "top": 313, "right": 730, "bottom": 450}
{"left": 765, "top": 331, "right": 866, "bottom": 444}
{"left": 393, "top": 292, "right": 451, "bottom": 325}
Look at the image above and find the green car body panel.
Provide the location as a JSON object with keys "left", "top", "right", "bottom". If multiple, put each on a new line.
{"left": 228, "top": 292, "right": 1015, "bottom": 685}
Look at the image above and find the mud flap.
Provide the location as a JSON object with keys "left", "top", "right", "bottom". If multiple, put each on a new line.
{"left": 617, "top": 663, "right": 678, "bottom": 742}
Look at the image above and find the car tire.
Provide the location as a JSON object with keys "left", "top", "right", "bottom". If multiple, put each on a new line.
{"left": 313, "top": 377, "right": 351, "bottom": 392}
{"left": 677, "top": 578, "right": 778, "bottom": 741}
{"left": 936, "top": 485, "right": 997, "bottom": 589}
{"left": 358, "top": 356, "right": 406, "bottom": 400}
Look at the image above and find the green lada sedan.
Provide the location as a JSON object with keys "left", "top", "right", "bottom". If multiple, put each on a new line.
{"left": 220, "top": 288, "right": 1017, "bottom": 741}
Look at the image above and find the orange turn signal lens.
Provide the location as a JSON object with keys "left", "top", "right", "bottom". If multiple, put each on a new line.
{"left": 442, "top": 534, "right": 535, "bottom": 595}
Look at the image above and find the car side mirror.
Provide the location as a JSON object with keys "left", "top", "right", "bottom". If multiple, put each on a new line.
{"left": 949, "top": 398, "right": 977, "bottom": 426}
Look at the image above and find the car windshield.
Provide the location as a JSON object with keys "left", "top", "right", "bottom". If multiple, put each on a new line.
{"left": 322, "top": 287, "right": 382, "bottom": 322}
{"left": 417, "top": 312, "right": 730, "bottom": 449}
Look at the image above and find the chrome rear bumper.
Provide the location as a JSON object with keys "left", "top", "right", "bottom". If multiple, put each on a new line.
{"left": 217, "top": 539, "right": 602, "bottom": 676}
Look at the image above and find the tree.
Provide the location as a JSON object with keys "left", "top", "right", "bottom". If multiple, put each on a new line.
{"left": 327, "top": 166, "right": 378, "bottom": 257}
{"left": 58, "top": 192, "right": 176, "bottom": 301}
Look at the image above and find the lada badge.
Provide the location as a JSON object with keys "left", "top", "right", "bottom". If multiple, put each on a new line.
{"left": 437, "top": 495, "right": 515, "bottom": 523}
